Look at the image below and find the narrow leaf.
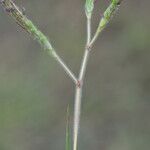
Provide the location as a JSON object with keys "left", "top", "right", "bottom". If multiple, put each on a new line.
{"left": 65, "top": 105, "right": 71, "bottom": 150}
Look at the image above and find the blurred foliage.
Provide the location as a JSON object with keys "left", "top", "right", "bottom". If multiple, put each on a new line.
{"left": 0, "top": 0, "right": 150, "bottom": 150}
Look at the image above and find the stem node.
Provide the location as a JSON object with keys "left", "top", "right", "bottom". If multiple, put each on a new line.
{"left": 86, "top": 44, "right": 92, "bottom": 52}
{"left": 76, "top": 80, "right": 82, "bottom": 88}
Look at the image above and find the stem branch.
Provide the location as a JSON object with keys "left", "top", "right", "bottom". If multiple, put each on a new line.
{"left": 0, "top": 0, "right": 78, "bottom": 84}
{"left": 89, "top": 0, "right": 123, "bottom": 48}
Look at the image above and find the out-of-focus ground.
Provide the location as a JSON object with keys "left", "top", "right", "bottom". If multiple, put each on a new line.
{"left": 0, "top": 0, "right": 150, "bottom": 150}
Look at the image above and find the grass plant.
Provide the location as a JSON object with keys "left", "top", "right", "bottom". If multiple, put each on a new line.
{"left": 0, "top": 0, "right": 124, "bottom": 150}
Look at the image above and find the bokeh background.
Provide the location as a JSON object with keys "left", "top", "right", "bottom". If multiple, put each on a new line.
{"left": 0, "top": 0, "right": 150, "bottom": 150}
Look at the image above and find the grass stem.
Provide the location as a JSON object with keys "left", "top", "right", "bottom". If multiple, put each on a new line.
{"left": 73, "top": 17, "right": 91, "bottom": 150}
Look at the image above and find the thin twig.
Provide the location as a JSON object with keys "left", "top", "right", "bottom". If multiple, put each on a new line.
{"left": 0, "top": 0, "right": 78, "bottom": 84}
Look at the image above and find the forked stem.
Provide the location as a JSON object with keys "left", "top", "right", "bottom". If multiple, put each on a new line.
{"left": 73, "top": 17, "right": 91, "bottom": 150}
{"left": 0, "top": 1, "right": 124, "bottom": 150}
{"left": 73, "top": 0, "right": 124, "bottom": 149}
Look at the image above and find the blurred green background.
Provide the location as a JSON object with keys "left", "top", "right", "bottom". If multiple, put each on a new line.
{"left": 0, "top": 0, "right": 150, "bottom": 150}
